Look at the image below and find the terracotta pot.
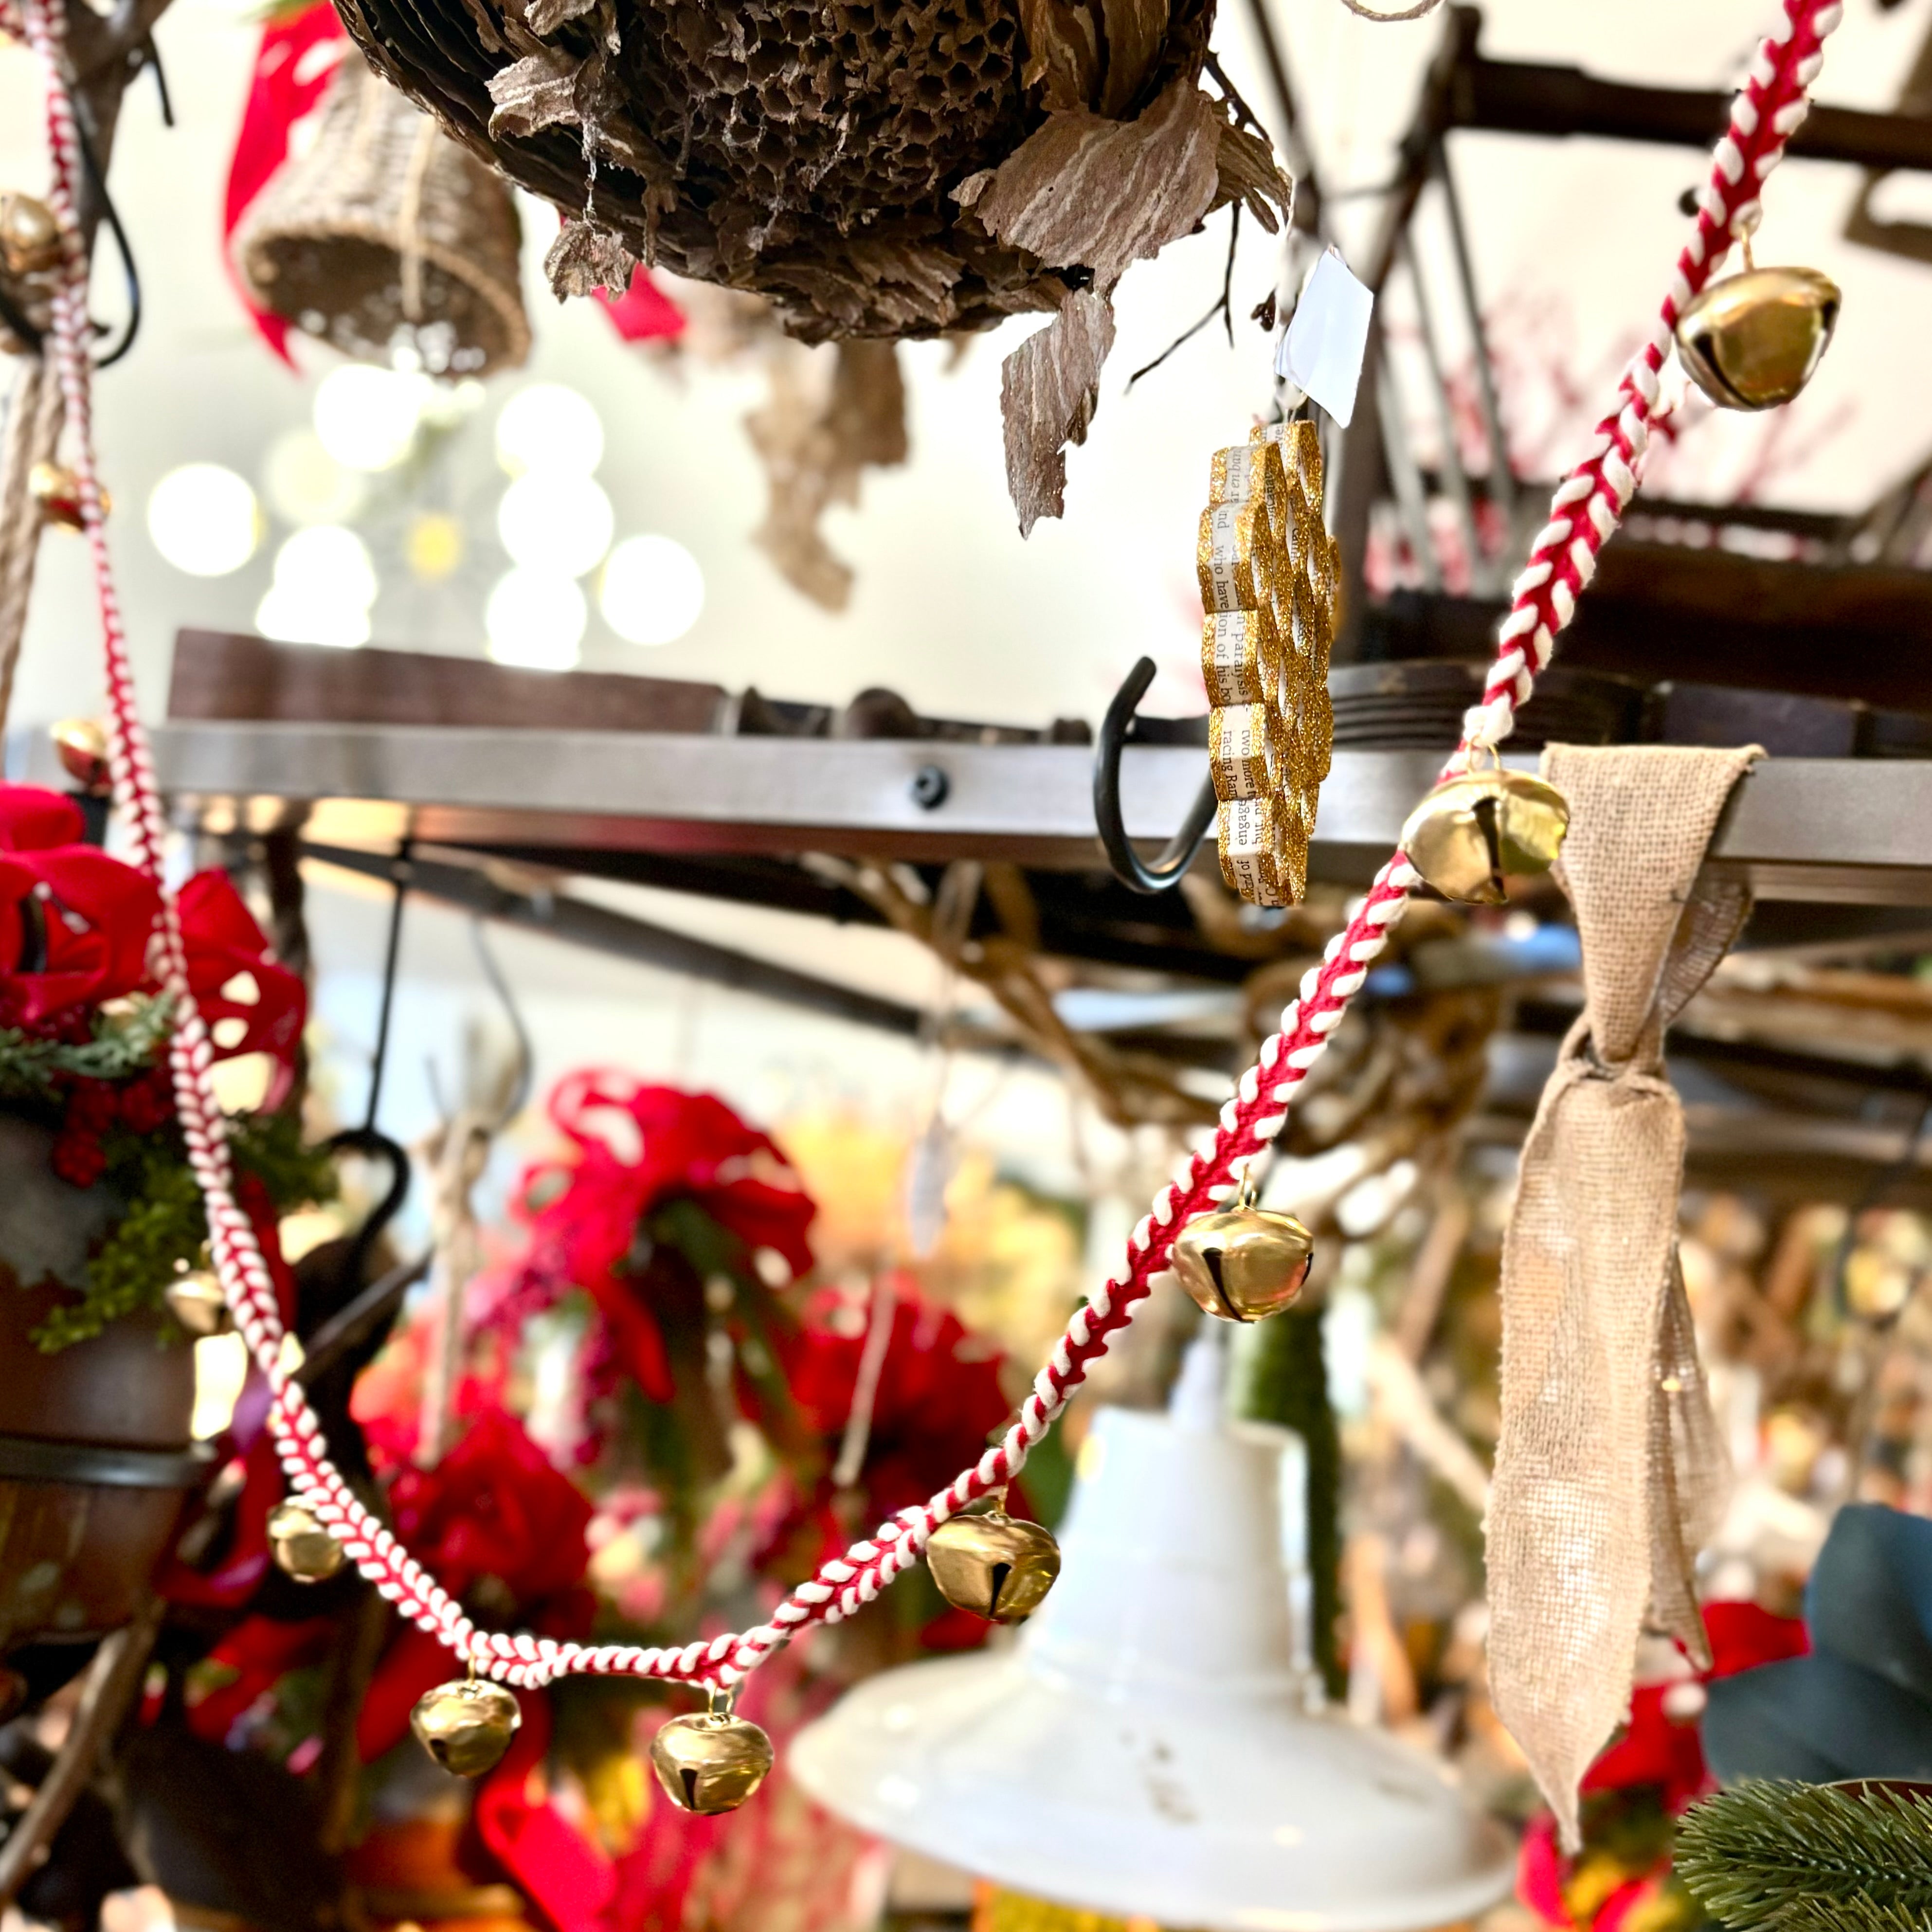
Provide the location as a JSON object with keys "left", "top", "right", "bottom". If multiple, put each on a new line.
{"left": 0, "top": 1112, "right": 200, "bottom": 1652}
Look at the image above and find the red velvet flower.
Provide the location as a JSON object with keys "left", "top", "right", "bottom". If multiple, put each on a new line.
{"left": 756, "top": 1276, "right": 1014, "bottom": 1630}
{"left": 387, "top": 1406, "right": 594, "bottom": 1607}
{"left": 0, "top": 786, "right": 160, "bottom": 1028}
{"left": 511, "top": 1073, "right": 815, "bottom": 1401}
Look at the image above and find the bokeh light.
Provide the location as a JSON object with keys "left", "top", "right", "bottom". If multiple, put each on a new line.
{"left": 495, "top": 383, "right": 604, "bottom": 478}
{"left": 497, "top": 472, "right": 614, "bottom": 578}
{"left": 262, "top": 428, "right": 368, "bottom": 526}
{"left": 145, "top": 464, "right": 261, "bottom": 578}
{"left": 313, "top": 365, "right": 429, "bottom": 472}
{"left": 599, "top": 534, "right": 704, "bottom": 646}
{"left": 405, "top": 512, "right": 465, "bottom": 583}
{"left": 254, "top": 525, "right": 378, "bottom": 649}
{"left": 486, "top": 567, "right": 586, "bottom": 670}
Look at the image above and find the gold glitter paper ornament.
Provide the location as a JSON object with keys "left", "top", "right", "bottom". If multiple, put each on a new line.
{"left": 650, "top": 1698, "right": 776, "bottom": 1816}
{"left": 411, "top": 1678, "right": 522, "bottom": 1777}
{"left": 925, "top": 1502, "right": 1062, "bottom": 1623}
{"left": 267, "top": 1498, "right": 347, "bottom": 1583}
{"left": 1196, "top": 421, "right": 1337, "bottom": 907}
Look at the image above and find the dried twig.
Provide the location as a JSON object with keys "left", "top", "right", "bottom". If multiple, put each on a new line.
{"left": 1124, "top": 201, "right": 1242, "bottom": 391}
{"left": 0, "top": 1598, "right": 163, "bottom": 1909}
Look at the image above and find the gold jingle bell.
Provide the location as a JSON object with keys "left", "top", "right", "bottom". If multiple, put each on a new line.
{"left": 411, "top": 1677, "right": 522, "bottom": 1778}
{"left": 649, "top": 1699, "right": 775, "bottom": 1816}
{"left": 925, "top": 1502, "right": 1061, "bottom": 1623}
{"left": 267, "top": 1497, "right": 347, "bottom": 1583}
{"left": 1171, "top": 1179, "right": 1314, "bottom": 1324}
{"left": 0, "top": 193, "right": 61, "bottom": 278}
{"left": 1675, "top": 263, "right": 1840, "bottom": 412}
{"left": 163, "top": 1265, "right": 230, "bottom": 1337}
{"left": 29, "top": 461, "right": 106, "bottom": 532}
{"left": 1400, "top": 765, "right": 1569, "bottom": 905}
{"left": 52, "top": 717, "right": 111, "bottom": 795}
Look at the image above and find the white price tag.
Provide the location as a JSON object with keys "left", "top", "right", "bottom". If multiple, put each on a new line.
{"left": 1276, "top": 246, "right": 1374, "bottom": 427}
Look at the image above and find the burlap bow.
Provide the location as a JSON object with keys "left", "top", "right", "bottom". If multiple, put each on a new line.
{"left": 1487, "top": 743, "right": 1761, "bottom": 1849}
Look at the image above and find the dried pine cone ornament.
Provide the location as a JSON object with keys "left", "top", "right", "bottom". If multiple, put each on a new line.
{"left": 326, "top": 0, "right": 1293, "bottom": 526}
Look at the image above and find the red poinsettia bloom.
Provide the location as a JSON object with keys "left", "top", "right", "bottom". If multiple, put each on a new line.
{"left": 387, "top": 1405, "right": 594, "bottom": 1605}
{"left": 761, "top": 1276, "right": 1015, "bottom": 1647}
{"left": 1519, "top": 1600, "right": 1810, "bottom": 1928}
{"left": 0, "top": 786, "right": 160, "bottom": 1028}
{"left": 788, "top": 1278, "right": 1012, "bottom": 1522}
{"left": 177, "top": 868, "right": 306, "bottom": 1105}
{"left": 512, "top": 1073, "right": 815, "bottom": 1401}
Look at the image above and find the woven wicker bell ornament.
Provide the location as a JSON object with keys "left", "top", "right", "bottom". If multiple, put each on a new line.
{"left": 1401, "top": 767, "right": 1569, "bottom": 905}
{"left": 650, "top": 1699, "right": 776, "bottom": 1816}
{"left": 235, "top": 60, "right": 529, "bottom": 377}
{"left": 1674, "top": 262, "right": 1840, "bottom": 411}
{"left": 268, "top": 1498, "right": 348, "bottom": 1583}
{"left": 411, "top": 1678, "right": 522, "bottom": 1777}
{"left": 925, "top": 1502, "right": 1061, "bottom": 1623}
{"left": 1171, "top": 1176, "right": 1314, "bottom": 1324}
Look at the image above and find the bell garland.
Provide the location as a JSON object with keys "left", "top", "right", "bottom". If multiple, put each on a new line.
{"left": 2, "top": 0, "right": 1852, "bottom": 1825}
{"left": 411, "top": 1677, "right": 524, "bottom": 1779}
{"left": 267, "top": 1498, "right": 347, "bottom": 1584}
{"left": 1399, "top": 763, "right": 1571, "bottom": 905}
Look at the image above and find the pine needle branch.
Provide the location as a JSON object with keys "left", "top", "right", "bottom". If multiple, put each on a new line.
{"left": 1675, "top": 1780, "right": 1932, "bottom": 1932}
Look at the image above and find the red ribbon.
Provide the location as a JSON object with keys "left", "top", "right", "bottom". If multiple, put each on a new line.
{"left": 597, "top": 270, "right": 686, "bottom": 343}
{"left": 223, "top": 3, "right": 347, "bottom": 363}
{"left": 0, "top": 786, "right": 305, "bottom": 1095}
{"left": 475, "top": 1692, "right": 616, "bottom": 1932}
{"left": 177, "top": 868, "right": 307, "bottom": 1107}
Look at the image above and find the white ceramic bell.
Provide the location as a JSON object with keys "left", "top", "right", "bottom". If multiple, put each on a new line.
{"left": 790, "top": 1334, "right": 1513, "bottom": 1932}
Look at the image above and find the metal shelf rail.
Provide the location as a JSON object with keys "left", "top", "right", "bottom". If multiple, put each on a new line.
{"left": 19, "top": 720, "right": 1932, "bottom": 908}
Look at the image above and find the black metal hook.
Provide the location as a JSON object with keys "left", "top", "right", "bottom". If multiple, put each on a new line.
{"left": 1092, "top": 656, "right": 1218, "bottom": 895}
{"left": 70, "top": 118, "right": 142, "bottom": 371}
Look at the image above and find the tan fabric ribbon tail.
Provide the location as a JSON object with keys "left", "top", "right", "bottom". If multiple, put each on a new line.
{"left": 1486, "top": 743, "right": 1761, "bottom": 1850}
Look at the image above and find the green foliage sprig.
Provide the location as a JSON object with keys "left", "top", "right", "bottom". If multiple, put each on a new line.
{"left": 30, "top": 1108, "right": 338, "bottom": 1353}
{"left": 1675, "top": 1779, "right": 1932, "bottom": 1932}
{"left": 0, "top": 996, "right": 173, "bottom": 1097}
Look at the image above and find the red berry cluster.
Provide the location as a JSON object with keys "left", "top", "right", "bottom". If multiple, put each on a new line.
{"left": 50, "top": 1066, "right": 173, "bottom": 1188}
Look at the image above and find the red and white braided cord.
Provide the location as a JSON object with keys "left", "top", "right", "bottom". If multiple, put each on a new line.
{"left": 16, "top": 0, "right": 1839, "bottom": 1694}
